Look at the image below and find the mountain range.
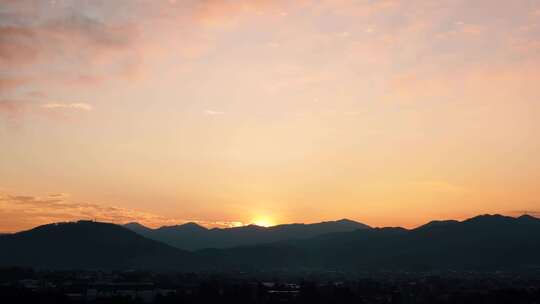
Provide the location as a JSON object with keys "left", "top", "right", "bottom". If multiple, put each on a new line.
{"left": 1, "top": 214, "right": 540, "bottom": 271}
{"left": 124, "top": 219, "right": 370, "bottom": 250}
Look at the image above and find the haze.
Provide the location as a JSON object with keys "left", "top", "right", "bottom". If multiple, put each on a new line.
{"left": 1, "top": 0, "right": 539, "bottom": 232}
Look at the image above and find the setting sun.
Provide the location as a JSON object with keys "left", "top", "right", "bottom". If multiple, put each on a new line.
{"left": 252, "top": 217, "right": 275, "bottom": 228}
{"left": 1, "top": 1, "right": 539, "bottom": 299}
{"left": 1, "top": 0, "right": 540, "bottom": 232}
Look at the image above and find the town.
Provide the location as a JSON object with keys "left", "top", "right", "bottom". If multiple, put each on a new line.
{"left": 2, "top": 268, "right": 540, "bottom": 303}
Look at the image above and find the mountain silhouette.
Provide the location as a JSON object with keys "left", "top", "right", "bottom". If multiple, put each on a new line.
{"left": 205, "top": 214, "right": 540, "bottom": 271}
{"left": 123, "top": 219, "right": 370, "bottom": 250}
{"left": 2, "top": 215, "right": 539, "bottom": 271}
{"left": 0, "top": 221, "right": 204, "bottom": 270}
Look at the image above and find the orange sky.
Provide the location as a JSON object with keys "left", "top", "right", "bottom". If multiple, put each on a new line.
{"left": 1, "top": 0, "right": 540, "bottom": 232}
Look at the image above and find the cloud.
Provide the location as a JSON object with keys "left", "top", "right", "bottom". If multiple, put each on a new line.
{"left": 41, "top": 103, "right": 93, "bottom": 111}
{"left": 47, "top": 193, "right": 70, "bottom": 198}
{"left": 0, "top": 191, "right": 243, "bottom": 232}
{"left": 204, "top": 110, "right": 225, "bottom": 116}
{"left": 1, "top": 100, "right": 92, "bottom": 123}
{"left": 0, "top": 3, "right": 137, "bottom": 68}
{"left": 0, "top": 0, "right": 288, "bottom": 93}
{"left": 0, "top": 0, "right": 296, "bottom": 123}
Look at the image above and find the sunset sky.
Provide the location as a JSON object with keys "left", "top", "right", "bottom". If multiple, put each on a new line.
{"left": 1, "top": 0, "right": 539, "bottom": 232}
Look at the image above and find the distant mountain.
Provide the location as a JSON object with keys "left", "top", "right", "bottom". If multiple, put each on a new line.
{"left": 124, "top": 219, "right": 371, "bottom": 250}
{"left": 0, "top": 221, "right": 205, "bottom": 270}
{"left": 415, "top": 219, "right": 460, "bottom": 231}
{"left": 208, "top": 214, "right": 540, "bottom": 271}
{"left": 123, "top": 222, "right": 155, "bottom": 237}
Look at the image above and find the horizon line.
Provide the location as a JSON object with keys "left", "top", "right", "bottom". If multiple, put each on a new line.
{"left": 2, "top": 213, "right": 538, "bottom": 234}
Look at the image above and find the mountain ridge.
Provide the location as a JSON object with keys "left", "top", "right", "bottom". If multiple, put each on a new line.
{"left": 0, "top": 220, "right": 206, "bottom": 271}
{"left": 2, "top": 214, "right": 539, "bottom": 271}
{"left": 123, "top": 218, "right": 371, "bottom": 250}
{"left": 214, "top": 214, "right": 540, "bottom": 271}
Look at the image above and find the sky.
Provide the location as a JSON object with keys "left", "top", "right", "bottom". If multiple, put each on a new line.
{"left": 1, "top": 0, "right": 540, "bottom": 232}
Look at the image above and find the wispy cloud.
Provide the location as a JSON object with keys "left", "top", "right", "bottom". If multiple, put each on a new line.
{"left": 41, "top": 103, "right": 93, "bottom": 111}
{"left": 0, "top": 191, "right": 243, "bottom": 232}
{"left": 0, "top": 0, "right": 287, "bottom": 94}
{"left": 1, "top": 100, "right": 92, "bottom": 124}
{"left": 0, "top": 0, "right": 291, "bottom": 123}
{"left": 204, "top": 110, "right": 225, "bottom": 116}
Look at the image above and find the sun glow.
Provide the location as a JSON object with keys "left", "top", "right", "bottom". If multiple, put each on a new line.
{"left": 252, "top": 217, "right": 275, "bottom": 227}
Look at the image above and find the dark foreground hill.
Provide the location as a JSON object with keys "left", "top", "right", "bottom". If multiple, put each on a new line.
{"left": 0, "top": 221, "right": 204, "bottom": 270}
{"left": 124, "top": 219, "right": 370, "bottom": 250}
{"left": 209, "top": 214, "right": 540, "bottom": 271}
{"left": 2, "top": 215, "right": 540, "bottom": 271}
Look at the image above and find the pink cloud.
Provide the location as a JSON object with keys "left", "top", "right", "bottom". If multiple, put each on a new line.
{"left": 2, "top": 0, "right": 539, "bottom": 118}
{"left": 0, "top": 0, "right": 292, "bottom": 96}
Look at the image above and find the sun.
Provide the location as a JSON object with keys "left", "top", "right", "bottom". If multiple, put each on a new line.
{"left": 252, "top": 217, "right": 275, "bottom": 227}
